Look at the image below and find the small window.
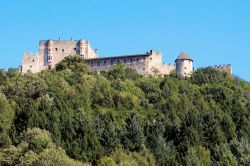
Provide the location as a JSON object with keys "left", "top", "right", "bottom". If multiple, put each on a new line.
{"left": 62, "top": 49, "right": 64, "bottom": 52}
{"left": 185, "top": 67, "right": 187, "bottom": 69}
{"left": 74, "top": 48, "right": 76, "bottom": 51}
{"left": 150, "top": 57, "right": 152, "bottom": 60}
{"left": 184, "top": 72, "right": 186, "bottom": 75}
{"left": 55, "top": 48, "right": 58, "bottom": 51}
{"left": 130, "top": 58, "right": 133, "bottom": 62}
{"left": 48, "top": 49, "right": 50, "bottom": 52}
{"left": 136, "top": 58, "right": 139, "bottom": 61}
{"left": 143, "top": 57, "right": 145, "bottom": 60}
{"left": 104, "top": 60, "right": 106, "bottom": 65}
{"left": 143, "top": 68, "right": 145, "bottom": 71}
{"left": 30, "top": 65, "right": 32, "bottom": 68}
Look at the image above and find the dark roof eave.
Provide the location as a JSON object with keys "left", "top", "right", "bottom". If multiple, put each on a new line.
{"left": 85, "top": 54, "right": 149, "bottom": 61}
{"left": 175, "top": 58, "right": 193, "bottom": 62}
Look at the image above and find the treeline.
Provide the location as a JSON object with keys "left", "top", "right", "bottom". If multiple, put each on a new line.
{"left": 0, "top": 56, "right": 250, "bottom": 166}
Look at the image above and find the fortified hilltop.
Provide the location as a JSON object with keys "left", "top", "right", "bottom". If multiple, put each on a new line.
{"left": 21, "top": 39, "right": 232, "bottom": 77}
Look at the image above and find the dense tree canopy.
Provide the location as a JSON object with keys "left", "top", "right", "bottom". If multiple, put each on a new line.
{"left": 0, "top": 56, "right": 250, "bottom": 165}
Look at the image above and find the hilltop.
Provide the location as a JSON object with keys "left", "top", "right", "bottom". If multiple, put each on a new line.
{"left": 0, "top": 56, "right": 250, "bottom": 165}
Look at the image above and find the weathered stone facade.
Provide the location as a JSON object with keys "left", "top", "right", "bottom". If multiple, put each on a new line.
{"left": 22, "top": 39, "right": 97, "bottom": 73}
{"left": 21, "top": 39, "right": 232, "bottom": 77}
{"left": 85, "top": 50, "right": 175, "bottom": 76}
{"left": 211, "top": 64, "right": 232, "bottom": 75}
{"left": 175, "top": 52, "right": 193, "bottom": 77}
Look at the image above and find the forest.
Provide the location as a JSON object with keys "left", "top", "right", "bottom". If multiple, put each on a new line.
{"left": 0, "top": 56, "right": 250, "bottom": 166}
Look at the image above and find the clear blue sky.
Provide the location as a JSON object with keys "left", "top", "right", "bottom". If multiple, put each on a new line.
{"left": 0, "top": 0, "right": 249, "bottom": 81}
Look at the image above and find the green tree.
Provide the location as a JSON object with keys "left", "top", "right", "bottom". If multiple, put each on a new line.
{"left": 184, "top": 146, "right": 211, "bottom": 166}
{"left": 122, "top": 113, "right": 145, "bottom": 151}
{"left": 0, "top": 93, "right": 14, "bottom": 147}
{"left": 55, "top": 55, "right": 88, "bottom": 73}
{"left": 154, "top": 135, "right": 177, "bottom": 166}
{"left": 0, "top": 128, "right": 89, "bottom": 166}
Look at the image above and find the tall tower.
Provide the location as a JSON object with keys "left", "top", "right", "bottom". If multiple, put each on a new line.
{"left": 47, "top": 40, "right": 53, "bottom": 66}
{"left": 175, "top": 52, "right": 193, "bottom": 77}
{"left": 79, "top": 40, "right": 86, "bottom": 58}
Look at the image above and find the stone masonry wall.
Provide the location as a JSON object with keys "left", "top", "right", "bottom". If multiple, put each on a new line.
{"left": 22, "top": 40, "right": 97, "bottom": 73}
{"left": 86, "top": 50, "right": 176, "bottom": 76}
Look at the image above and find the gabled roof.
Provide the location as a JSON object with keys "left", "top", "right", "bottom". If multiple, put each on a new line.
{"left": 175, "top": 52, "right": 193, "bottom": 62}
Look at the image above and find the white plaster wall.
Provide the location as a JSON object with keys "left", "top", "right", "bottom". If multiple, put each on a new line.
{"left": 176, "top": 60, "right": 193, "bottom": 77}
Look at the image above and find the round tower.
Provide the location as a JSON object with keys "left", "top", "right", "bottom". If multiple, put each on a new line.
{"left": 47, "top": 40, "right": 53, "bottom": 65}
{"left": 175, "top": 52, "right": 193, "bottom": 77}
{"left": 79, "top": 40, "right": 85, "bottom": 58}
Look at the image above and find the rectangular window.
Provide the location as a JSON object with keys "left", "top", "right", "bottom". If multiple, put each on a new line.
{"left": 62, "top": 49, "right": 64, "bottom": 52}
{"left": 55, "top": 48, "right": 58, "bottom": 51}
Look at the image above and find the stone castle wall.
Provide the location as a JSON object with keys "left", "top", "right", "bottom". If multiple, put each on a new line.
{"left": 21, "top": 39, "right": 233, "bottom": 77}
{"left": 85, "top": 50, "right": 175, "bottom": 76}
{"left": 211, "top": 64, "right": 232, "bottom": 75}
{"left": 176, "top": 60, "right": 193, "bottom": 77}
{"left": 22, "top": 52, "right": 41, "bottom": 73}
{"left": 22, "top": 40, "right": 97, "bottom": 73}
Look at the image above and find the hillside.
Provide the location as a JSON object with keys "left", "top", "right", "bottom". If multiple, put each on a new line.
{"left": 0, "top": 56, "right": 250, "bottom": 166}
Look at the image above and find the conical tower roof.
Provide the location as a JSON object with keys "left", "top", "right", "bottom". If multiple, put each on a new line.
{"left": 175, "top": 52, "right": 193, "bottom": 62}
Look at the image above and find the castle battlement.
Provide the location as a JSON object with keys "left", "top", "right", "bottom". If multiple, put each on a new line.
{"left": 210, "top": 64, "right": 232, "bottom": 75}
{"left": 23, "top": 52, "right": 39, "bottom": 57}
{"left": 21, "top": 39, "right": 232, "bottom": 77}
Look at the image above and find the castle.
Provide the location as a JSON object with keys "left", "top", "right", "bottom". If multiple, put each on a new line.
{"left": 21, "top": 39, "right": 232, "bottom": 77}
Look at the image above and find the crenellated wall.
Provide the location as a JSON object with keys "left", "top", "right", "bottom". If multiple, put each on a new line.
{"left": 22, "top": 52, "right": 42, "bottom": 73}
{"left": 21, "top": 39, "right": 232, "bottom": 77}
{"left": 211, "top": 64, "right": 232, "bottom": 75}
{"left": 22, "top": 39, "right": 97, "bottom": 73}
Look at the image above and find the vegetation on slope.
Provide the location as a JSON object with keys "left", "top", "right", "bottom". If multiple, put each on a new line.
{"left": 0, "top": 56, "right": 250, "bottom": 165}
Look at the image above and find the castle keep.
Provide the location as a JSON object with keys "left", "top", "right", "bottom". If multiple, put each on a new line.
{"left": 21, "top": 39, "right": 232, "bottom": 77}
{"left": 22, "top": 39, "right": 98, "bottom": 73}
